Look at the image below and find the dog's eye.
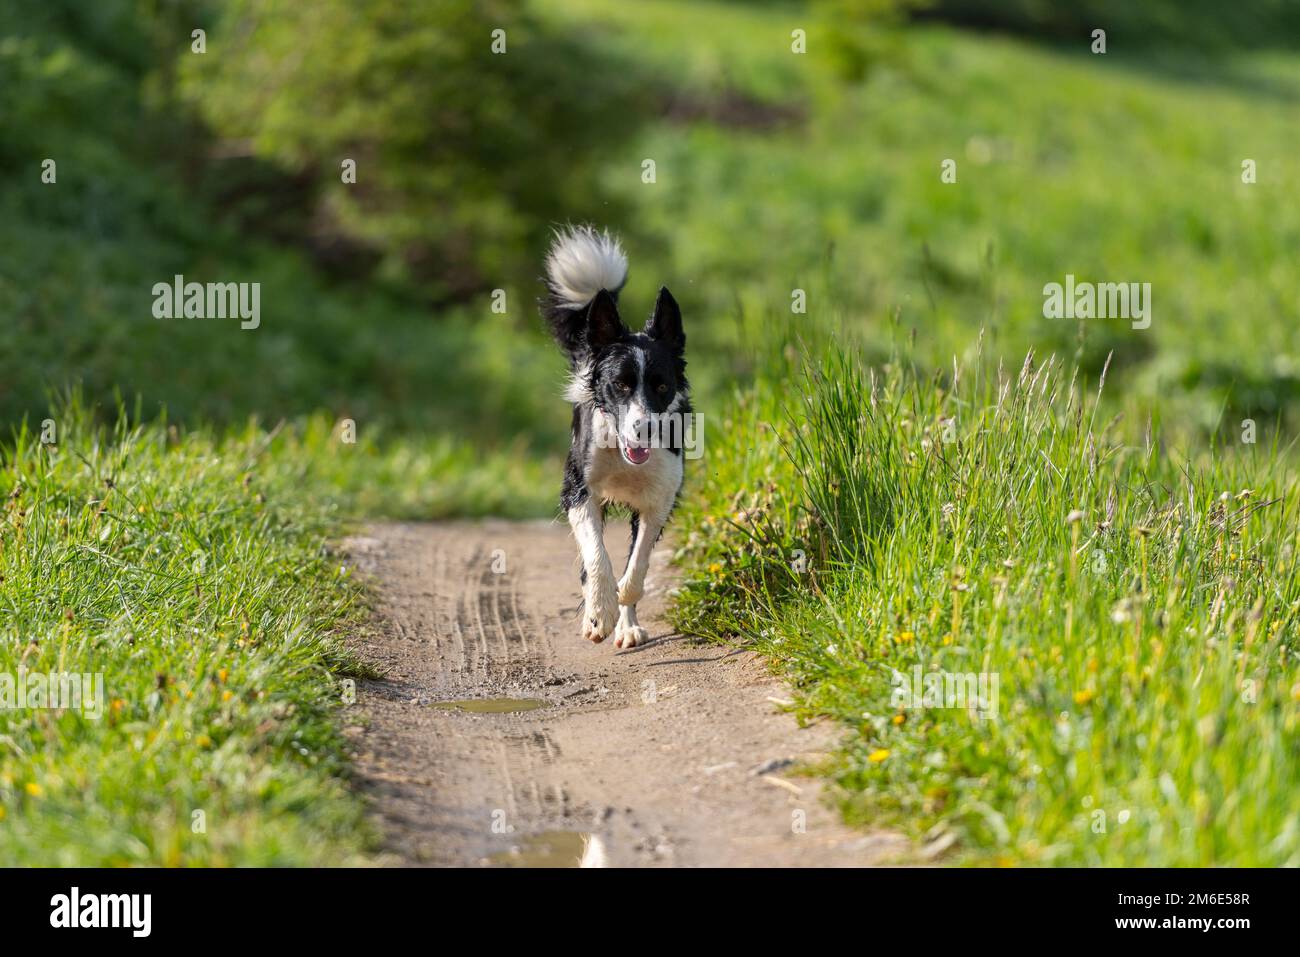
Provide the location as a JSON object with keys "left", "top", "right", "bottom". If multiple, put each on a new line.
{"left": 656, "top": 383, "right": 668, "bottom": 394}
{"left": 618, "top": 381, "right": 633, "bottom": 393}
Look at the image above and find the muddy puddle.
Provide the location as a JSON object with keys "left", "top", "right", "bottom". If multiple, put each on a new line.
{"left": 431, "top": 697, "right": 547, "bottom": 714}
{"left": 487, "top": 830, "right": 594, "bottom": 867}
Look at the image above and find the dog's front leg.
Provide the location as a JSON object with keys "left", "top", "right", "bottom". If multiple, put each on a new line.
{"left": 618, "top": 508, "right": 667, "bottom": 606}
{"left": 613, "top": 508, "right": 668, "bottom": 649}
{"left": 569, "top": 498, "right": 618, "bottom": 643}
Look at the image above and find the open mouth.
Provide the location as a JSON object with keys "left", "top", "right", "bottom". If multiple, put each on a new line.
{"left": 619, "top": 440, "right": 651, "bottom": 466}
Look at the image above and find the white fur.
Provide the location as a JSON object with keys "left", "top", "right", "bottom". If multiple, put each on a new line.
{"left": 614, "top": 603, "right": 648, "bottom": 649}
{"left": 590, "top": 441, "right": 681, "bottom": 618}
{"left": 587, "top": 441, "right": 683, "bottom": 517}
{"left": 546, "top": 225, "right": 628, "bottom": 309}
{"left": 563, "top": 361, "right": 595, "bottom": 404}
{"left": 573, "top": 442, "right": 683, "bottom": 650}
{"left": 568, "top": 498, "right": 618, "bottom": 642}
{"left": 620, "top": 349, "right": 651, "bottom": 447}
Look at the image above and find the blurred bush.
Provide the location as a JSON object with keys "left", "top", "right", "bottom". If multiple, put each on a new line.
{"left": 0, "top": 0, "right": 576, "bottom": 437}
{"left": 179, "top": 0, "right": 649, "bottom": 301}
{"left": 813, "top": 0, "right": 924, "bottom": 82}
{"left": 0, "top": 0, "right": 206, "bottom": 235}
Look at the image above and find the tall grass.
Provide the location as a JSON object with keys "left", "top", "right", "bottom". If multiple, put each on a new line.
{"left": 0, "top": 404, "right": 379, "bottom": 864}
{"left": 673, "top": 341, "right": 1300, "bottom": 864}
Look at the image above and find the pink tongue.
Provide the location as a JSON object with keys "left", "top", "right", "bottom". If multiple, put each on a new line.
{"left": 625, "top": 445, "right": 651, "bottom": 465}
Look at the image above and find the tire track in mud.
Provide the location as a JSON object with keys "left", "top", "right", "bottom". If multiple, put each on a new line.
{"left": 344, "top": 520, "right": 909, "bottom": 867}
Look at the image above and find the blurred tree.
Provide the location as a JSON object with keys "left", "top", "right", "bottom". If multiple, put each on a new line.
{"left": 0, "top": 0, "right": 210, "bottom": 241}
{"left": 180, "top": 0, "right": 648, "bottom": 301}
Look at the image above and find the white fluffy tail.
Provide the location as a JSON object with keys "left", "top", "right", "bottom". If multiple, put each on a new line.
{"left": 545, "top": 225, "right": 628, "bottom": 309}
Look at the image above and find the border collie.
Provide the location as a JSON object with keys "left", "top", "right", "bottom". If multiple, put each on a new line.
{"left": 540, "top": 226, "right": 690, "bottom": 649}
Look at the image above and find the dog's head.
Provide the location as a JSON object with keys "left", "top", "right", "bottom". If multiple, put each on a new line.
{"left": 572, "top": 286, "right": 687, "bottom": 466}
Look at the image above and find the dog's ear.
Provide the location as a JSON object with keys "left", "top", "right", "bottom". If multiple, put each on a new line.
{"left": 645, "top": 286, "right": 684, "bottom": 352}
{"left": 585, "top": 288, "right": 626, "bottom": 351}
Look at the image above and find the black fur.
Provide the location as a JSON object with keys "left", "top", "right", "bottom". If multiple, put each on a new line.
{"left": 543, "top": 284, "right": 625, "bottom": 364}
{"left": 543, "top": 284, "right": 691, "bottom": 512}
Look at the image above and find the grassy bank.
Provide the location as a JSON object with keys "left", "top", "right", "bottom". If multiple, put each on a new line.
{"left": 0, "top": 409, "right": 388, "bottom": 864}
{"left": 672, "top": 341, "right": 1300, "bottom": 865}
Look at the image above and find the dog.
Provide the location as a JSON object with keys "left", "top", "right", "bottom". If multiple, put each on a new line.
{"left": 539, "top": 225, "right": 690, "bottom": 649}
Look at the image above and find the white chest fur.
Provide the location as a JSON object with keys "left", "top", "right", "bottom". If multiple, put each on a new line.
{"left": 586, "top": 443, "right": 683, "bottom": 516}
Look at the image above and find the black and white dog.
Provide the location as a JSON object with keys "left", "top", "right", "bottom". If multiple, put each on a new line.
{"left": 540, "top": 226, "right": 690, "bottom": 649}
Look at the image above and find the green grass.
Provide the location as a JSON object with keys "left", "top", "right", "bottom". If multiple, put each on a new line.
{"left": 540, "top": 0, "right": 1300, "bottom": 434}
{"left": 0, "top": 173, "right": 566, "bottom": 519}
{"left": 0, "top": 399, "right": 558, "bottom": 865}
{"left": 672, "top": 339, "right": 1300, "bottom": 865}
{"left": 0, "top": 407, "right": 382, "bottom": 865}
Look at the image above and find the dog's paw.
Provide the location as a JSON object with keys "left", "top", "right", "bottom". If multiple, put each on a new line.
{"left": 613, "top": 619, "right": 648, "bottom": 649}
{"left": 616, "top": 576, "right": 644, "bottom": 606}
{"left": 582, "top": 577, "right": 618, "bottom": 643}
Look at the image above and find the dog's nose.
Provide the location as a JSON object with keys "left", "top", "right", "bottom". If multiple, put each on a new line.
{"left": 623, "top": 415, "right": 652, "bottom": 447}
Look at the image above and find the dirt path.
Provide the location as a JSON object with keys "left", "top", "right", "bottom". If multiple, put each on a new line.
{"left": 343, "top": 520, "right": 907, "bottom": 867}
